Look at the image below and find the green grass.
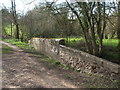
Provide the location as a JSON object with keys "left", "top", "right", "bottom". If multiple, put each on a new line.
{"left": 3, "top": 39, "right": 34, "bottom": 51}
{"left": 2, "top": 44, "right": 13, "bottom": 54}
{"left": 66, "top": 38, "right": 119, "bottom": 47}
{"left": 65, "top": 38, "right": 83, "bottom": 42}
{"left": 4, "top": 25, "right": 16, "bottom": 36}
{"left": 40, "top": 57, "right": 74, "bottom": 70}
{"left": 65, "top": 38, "right": 119, "bottom": 64}
{"left": 102, "top": 39, "right": 119, "bottom": 63}
{"left": 103, "top": 39, "right": 119, "bottom": 47}
{"left": 45, "top": 58, "right": 61, "bottom": 65}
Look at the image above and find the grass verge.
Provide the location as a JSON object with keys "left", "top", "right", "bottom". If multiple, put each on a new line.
{"left": 3, "top": 39, "right": 35, "bottom": 53}
{"left": 66, "top": 38, "right": 119, "bottom": 64}
{"left": 2, "top": 44, "right": 13, "bottom": 54}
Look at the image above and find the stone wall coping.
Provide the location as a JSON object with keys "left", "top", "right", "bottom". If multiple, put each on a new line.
{"left": 32, "top": 37, "right": 64, "bottom": 40}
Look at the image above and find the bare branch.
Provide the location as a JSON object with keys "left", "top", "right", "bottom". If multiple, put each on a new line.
{"left": 26, "top": 0, "right": 36, "bottom": 5}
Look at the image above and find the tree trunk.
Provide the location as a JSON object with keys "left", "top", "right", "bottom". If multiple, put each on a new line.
{"left": 15, "top": 24, "right": 19, "bottom": 39}
{"left": 66, "top": 1, "right": 92, "bottom": 54}
{"left": 98, "top": 2, "right": 106, "bottom": 55}
{"left": 11, "top": 22, "right": 13, "bottom": 38}
{"left": 118, "top": 1, "right": 120, "bottom": 49}
{"left": 11, "top": 0, "right": 19, "bottom": 39}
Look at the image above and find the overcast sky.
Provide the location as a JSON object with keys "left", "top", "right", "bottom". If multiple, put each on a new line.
{"left": 0, "top": 0, "right": 68, "bottom": 14}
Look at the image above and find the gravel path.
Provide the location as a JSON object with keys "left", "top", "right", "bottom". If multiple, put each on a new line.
{"left": 1, "top": 41, "right": 78, "bottom": 88}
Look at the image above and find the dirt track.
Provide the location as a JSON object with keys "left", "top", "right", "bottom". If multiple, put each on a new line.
{"left": 1, "top": 41, "right": 78, "bottom": 88}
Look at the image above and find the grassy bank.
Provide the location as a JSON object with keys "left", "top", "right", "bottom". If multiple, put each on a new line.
{"left": 3, "top": 39, "right": 34, "bottom": 52}
{"left": 103, "top": 39, "right": 119, "bottom": 47}
{"left": 102, "top": 39, "right": 119, "bottom": 64}
{"left": 2, "top": 44, "right": 14, "bottom": 54}
{"left": 66, "top": 38, "right": 119, "bottom": 64}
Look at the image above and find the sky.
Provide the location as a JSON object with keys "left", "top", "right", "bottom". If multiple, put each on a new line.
{"left": 0, "top": 0, "right": 68, "bottom": 14}
{"left": 0, "top": 0, "right": 117, "bottom": 14}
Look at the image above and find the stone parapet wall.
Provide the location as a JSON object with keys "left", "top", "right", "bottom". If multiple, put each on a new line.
{"left": 29, "top": 38, "right": 120, "bottom": 79}
{"left": 59, "top": 45, "right": 119, "bottom": 79}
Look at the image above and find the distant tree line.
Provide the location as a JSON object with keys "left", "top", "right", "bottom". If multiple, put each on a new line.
{"left": 1, "top": 0, "right": 120, "bottom": 56}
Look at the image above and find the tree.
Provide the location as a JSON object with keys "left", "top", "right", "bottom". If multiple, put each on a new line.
{"left": 48, "top": 2, "right": 79, "bottom": 40}
{"left": 66, "top": 1, "right": 107, "bottom": 56}
{"left": 11, "top": 0, "right": 19, "bottom": 39}
{"left": 1, "top": 7, "right": 12, "bottom": 38}
{"left": 118, "top": 1, "right": 120, "bottom": 49}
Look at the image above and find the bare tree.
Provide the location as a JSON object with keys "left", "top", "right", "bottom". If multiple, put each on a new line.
{"left": 66, "top": 1, "right": 107, "bottom": 56}
{"left": 118, "top": 1, "right": 120, "bottom": 49}
{"left": 11, "top": 0, "right": 19, "bottom": 39}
